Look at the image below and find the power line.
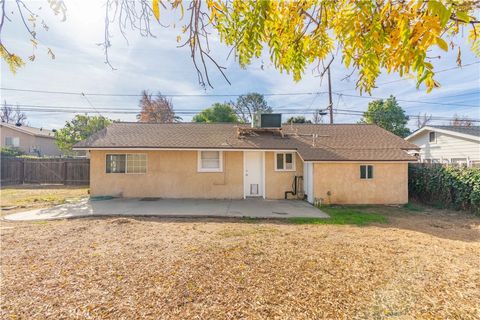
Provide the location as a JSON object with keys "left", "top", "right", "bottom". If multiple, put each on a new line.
{"left": 11, "top": 103, "right": 480, "bottom": 122}
{"left": 0, "top": 87, "right": 328, "bottom": 97}
{"left": 81, "top": 92, "right": 102, "bottom": 116}
{"left": 334, "top": 92, "right": 479, "bottom": 108}
{"left": 2, "top": 86, "right": 477, "bottom": 108}
{"left": 335, "top": 61, "right": 480, "bottom": 92}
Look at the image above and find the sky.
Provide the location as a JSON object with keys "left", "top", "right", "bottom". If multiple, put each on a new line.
{"left": 1, "top": 0, "right": 479, "bottom": 130}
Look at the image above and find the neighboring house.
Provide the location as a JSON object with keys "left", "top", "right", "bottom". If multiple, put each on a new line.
{"left": 0, "top": 122, "right": 62, "bottom": 157}
{"left": 405, "top": 126, "right": 480, "bottom": 167}
{"left": 74, "top": 120, "right": 418, "bottom": 204}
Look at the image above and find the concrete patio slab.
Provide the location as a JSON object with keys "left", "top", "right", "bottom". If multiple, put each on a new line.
{"left": 3, "top": 198, "right": 328, "bottom": 222}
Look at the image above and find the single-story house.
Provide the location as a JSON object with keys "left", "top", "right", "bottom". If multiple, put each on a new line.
{"left": 0, "top": 122, "right": 62, "bottom": 156}
{"left": 74, "top": 121, "right": 419, "bottom": 204}
{"left": 405, "top": 125, "right": 480, "bottom": 167}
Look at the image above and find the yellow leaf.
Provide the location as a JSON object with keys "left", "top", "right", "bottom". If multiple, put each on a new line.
{"left": 456, "top": 12, "right": 470, "bottom": 23}
{"left": 152, "top": 0, "right": 160, "bottom": 21}
{"left": 436, "top": 37, "right": 448, "bottom": 51}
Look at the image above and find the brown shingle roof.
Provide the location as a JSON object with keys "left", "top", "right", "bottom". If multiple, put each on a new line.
{"left": 74, "top": 122, "right": 418, "bottom": 161}
{"left": 0, "top": 122, "right": 55, "bottom": 138}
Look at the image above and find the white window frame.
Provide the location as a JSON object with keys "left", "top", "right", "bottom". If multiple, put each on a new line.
{"left": 125, "top": 153, "right": 147, "bottom": 174}
{"left": 274, "top": 152, "right": 296, "bottom": 172}
{"left": 105, "top": 153, "right": 147, "bottom": 174}
{"left": 429, "top": 131, "right": 436, "bottom": 143}
{"left": 197, "top": 151, "right": 224, "bottom": 172}
{"left": 360, "top": 164, "right": 374, "bottom": 180}
{"left": 5, "top": 136, "right": 19, "bottom": 147}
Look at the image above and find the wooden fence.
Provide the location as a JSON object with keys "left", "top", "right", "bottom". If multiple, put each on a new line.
{"left": 0, "top": 157, "right": 90, "bottom": 186}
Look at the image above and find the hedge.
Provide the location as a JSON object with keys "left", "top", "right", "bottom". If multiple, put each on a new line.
{"left": 409, "top": 164, "right": 480, "bottom": 214}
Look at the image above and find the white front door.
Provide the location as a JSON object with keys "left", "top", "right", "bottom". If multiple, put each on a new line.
{"left": 244, "top": 151, "right": 264, "bottom": 198}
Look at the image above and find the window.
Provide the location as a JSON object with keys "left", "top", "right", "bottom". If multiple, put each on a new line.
{"left": 106, "top": 154, "right": 126, "bottom": 173}
{"left": 126, "top": 154, "right": 147, "bottom": 173}
{"left": 198, "top": 151, "right": 223, "bottom": 172}
{"left": 275, "top": 152, "right": 295, "bottom": 171}
{"left": 5, "top": 136, "right": 19, "bottom": 147}
{"left": 360, "top": 165, "right": 373, "bottom": 179}
{"left": 106, "top": 154, "right": 146, "bottom": 174}
{"left": 429, "top": 131, "right": 436, "bottom": 143}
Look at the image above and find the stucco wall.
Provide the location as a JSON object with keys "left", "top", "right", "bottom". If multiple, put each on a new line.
{"left": 313, "top": 162, "right": 408, "bottom": 204}
{"left": 35, "top": 136, "right": 62, "bottom": 156}
{"left": 90, "top": 150, "right": 406, "bottom": 203}
{"left": 265, "top": 152, "right": 304, "bottom": 199}
{"left": 90, "top": 150, "right": 243, "bottom": 198}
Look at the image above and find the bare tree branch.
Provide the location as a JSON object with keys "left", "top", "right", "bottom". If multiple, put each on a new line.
{"left": 102, "top": 0, "right": 230, "bottom": 88}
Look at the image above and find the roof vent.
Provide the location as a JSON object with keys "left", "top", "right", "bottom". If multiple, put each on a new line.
{"left": 15, "top": 122, "right": 22, "bottom": 127}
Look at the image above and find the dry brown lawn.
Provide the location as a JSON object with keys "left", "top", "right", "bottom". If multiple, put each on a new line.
{"left": 0, "top": 185, "right": 88, "bottom": 216}
{"left": 1, "top": 206, "right": 479, "bottom": 319}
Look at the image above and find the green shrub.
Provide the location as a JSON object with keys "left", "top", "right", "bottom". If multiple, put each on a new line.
{"left": 409, "top": 164, "right": 480, "bottom": 214}
{"left": 0, "top": 147, "right": 24, "bottom": 157}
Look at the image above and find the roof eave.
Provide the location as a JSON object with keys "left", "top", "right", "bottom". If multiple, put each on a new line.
{"left": 406, "top": 126, "right": 480, "bottom": 141}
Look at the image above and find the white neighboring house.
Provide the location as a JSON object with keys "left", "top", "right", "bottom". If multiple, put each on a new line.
{"left": 405, "top": 126, "right": 480, "bottom": 167}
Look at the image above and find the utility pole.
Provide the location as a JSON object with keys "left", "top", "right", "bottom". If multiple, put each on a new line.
{"left": 327, "top": 66, "right": 333, "bottom": 124}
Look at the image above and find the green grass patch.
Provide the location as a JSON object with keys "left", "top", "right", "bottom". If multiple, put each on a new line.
{"left": 240, "top": 217, "right": 259, "bottom": 223}
{"left": 402, "top": 202, "right": 425, "bottom": 212}
{"left": 288, "top": 206, "right": 387, "bottom": 226}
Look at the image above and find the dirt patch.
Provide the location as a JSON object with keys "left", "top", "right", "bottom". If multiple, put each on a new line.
{"left": 1, "top": 211, "right": 479, "bottom": 319}
{"left": 108, "top": 218, "right": 136, "bottom": 225}
{"left": 0, "top": 185, "right": 88, "bottom": 215}
{"left": 368, "top": 205, "right": 480, "bottom": 242}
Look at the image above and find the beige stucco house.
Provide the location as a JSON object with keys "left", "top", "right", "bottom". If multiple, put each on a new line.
{"left": 74, "top": 122, "right": 419, "bottom": 204}
{"left": 0, "top": 122, "right": 62, "bottom": 156}
{"left": 405, "top": 125, "right": 480, "bottom": 167}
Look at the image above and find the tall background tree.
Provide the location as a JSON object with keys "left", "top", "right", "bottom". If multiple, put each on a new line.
{"left": 2, "top": 1, "right": 479, "bottom": 92}
{"left": 1, "top": 101, "right": 27, "bottom": 125}
{"left": 231, "top": 93, "right": 272, "bottom": 123}
{"left": 450, "top": 114, "right": 474, "bottom": 127}
{"left": 137, "top": 91, "right": 181, "bottom": 123}
{"left": 193, "top": 103, "right": 238, "bottom": 123}
{"left": 285, "top": 116, "right": 312, "bottom": 124}
{"left": 416, "top": 113, "right": 433, "bottom": 129}
{"left": 55, "top": 115, "right": 112, "bottom": 155}
{"left": 360, "top": 96, "right": 410, "bottom": 138}
{"left": 312, "top": 109, "right": 326, "bottom": 124}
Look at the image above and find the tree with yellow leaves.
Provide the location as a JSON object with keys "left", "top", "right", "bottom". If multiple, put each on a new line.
{"left": 2, "top": 0, "right": 479, "bottom": 94}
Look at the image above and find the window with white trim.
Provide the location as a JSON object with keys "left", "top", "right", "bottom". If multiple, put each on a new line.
{"left": 126, "top": 154, "right": 147, "bottom": 173}
{"left": 106, "top": 154, "right": 147, "bottom": 174}
{"left": 429, "top": 131, "right": 436, "bottom": 143}
{"left": 360, "top": 165, "right": 373, "bottom": 179}
{"left": 275, "top": 152, "right": 295, "bottom": 171}
{"left": 198, "top": 151, "right": 223, "bottom": 172}
{"left": 5, "top": 136, "right": 19, "bottom": 147}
